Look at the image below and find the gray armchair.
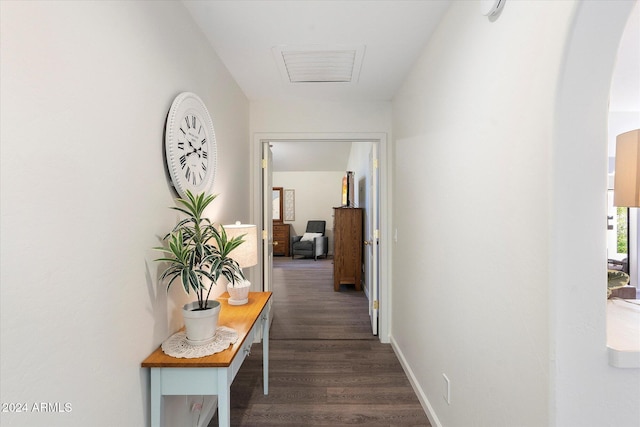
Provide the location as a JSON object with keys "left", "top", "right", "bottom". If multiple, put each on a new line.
{"left": 291, "top": 220, "right": 328, "bottom": 260}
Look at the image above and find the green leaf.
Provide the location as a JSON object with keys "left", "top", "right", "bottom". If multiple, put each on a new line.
{"left": 153, "top": 190, "right": 246, "bottom": 308}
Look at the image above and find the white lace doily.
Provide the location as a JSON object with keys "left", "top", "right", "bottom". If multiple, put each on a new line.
{"left": 161, "top": 326, "right": 238, "bottom": 358}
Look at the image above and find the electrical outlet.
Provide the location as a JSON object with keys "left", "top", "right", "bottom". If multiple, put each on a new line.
{"left": 442, "top": 373, "right": 451, "bottom": 405}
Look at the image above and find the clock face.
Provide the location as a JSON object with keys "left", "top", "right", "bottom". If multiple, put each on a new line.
{"left": 177, "top": 111, "right": 209, "bottom": 186}
{"left": 165, "top": 93, "right": 217, "bottom": 198}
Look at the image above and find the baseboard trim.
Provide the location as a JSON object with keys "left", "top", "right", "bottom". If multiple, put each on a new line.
{"left": 390, "top": 335, "right": 443, "bottom": 427}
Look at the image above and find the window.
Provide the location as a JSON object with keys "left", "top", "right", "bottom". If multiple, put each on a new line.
{"left": 607, "top": 190, "right": 629, "bottom": 273}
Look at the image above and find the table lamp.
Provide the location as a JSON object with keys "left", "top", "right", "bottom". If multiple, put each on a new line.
{"left": 223, "top": 221, "right": 258, "bottom": 305}
{"left": 613, "top": 129, "right": 640, "bottom": 208}
{"left": 613, "top": 129, "right": 639, "bottom": 292}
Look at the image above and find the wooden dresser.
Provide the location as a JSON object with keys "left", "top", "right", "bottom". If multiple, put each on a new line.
{"left": 333, "top": 207, "right": 363, "bottom": 291}
{"left": 272, "top": 223, "right": 290, "bottom": 256}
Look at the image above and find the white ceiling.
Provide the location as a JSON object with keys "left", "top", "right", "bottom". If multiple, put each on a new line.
{"left": 183, "top": 0, "right": 451, "bottom": 171}
{"left": 183, "top": 0, "right": 639, "bottom": 170}
{"left": 183, "top": 0, "right": 452, "bottom": 103}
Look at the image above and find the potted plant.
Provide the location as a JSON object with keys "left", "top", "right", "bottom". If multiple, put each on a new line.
{"left": 154, "top": 190, "right": 247, "bottom": 344}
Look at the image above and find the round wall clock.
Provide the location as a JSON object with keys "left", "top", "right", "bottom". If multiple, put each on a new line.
{"left": 164, "top": 92, "right": 217, "bottom": 198}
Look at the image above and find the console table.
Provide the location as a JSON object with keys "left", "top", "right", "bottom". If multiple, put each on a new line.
{"left": 142, "top": 292, "right": 272, "bottom": 427}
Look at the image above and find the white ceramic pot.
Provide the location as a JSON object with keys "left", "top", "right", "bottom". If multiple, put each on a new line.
{"left": 182, "top": 300, "right": 221, "bottom": 345}
{"left": 227, "top": 282, "right": 251, "bottom": 305}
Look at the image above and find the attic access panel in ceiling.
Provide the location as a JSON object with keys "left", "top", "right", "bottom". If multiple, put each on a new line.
{"left": 273, "top": 45, "right": 366, "bottom": 84}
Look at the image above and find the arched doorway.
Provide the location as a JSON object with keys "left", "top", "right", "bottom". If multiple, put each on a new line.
{"left": 550, "top": 1, "right": 638, "bottom": 425}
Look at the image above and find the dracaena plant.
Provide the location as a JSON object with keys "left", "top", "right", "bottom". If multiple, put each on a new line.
{"left": 154, "top": 190, "right": 247, "bottom": 310}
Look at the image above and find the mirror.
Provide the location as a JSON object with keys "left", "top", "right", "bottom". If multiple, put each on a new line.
{"left": 272, "top": 187, "right": 283, "bottom": 223}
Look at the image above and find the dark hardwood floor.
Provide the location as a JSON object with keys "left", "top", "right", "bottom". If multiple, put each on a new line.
{"left": 210, "top": 257, "right": 430, "bottom": 426}
{"left": 270, "top": 257, "right": 374, "bottom": 340}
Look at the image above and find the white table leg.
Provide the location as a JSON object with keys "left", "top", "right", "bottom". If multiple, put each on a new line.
{"left": 217, "top": 370, "right": 231, "bottom": 427}
{"left": 262, "top": 310, "right": 270, "bottom": 395}
{"left": 150, "top": 369, "right": 161, "bottom": 427}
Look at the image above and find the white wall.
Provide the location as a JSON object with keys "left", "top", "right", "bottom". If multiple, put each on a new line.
{"left": 392, "top": 1, "right": 640, "bottom": 426}
{"left": 0, "top": 2, "right": 249, "bottom": 426}
{"left": 273, "top": 171, "right": 344, "bottom": 253}
{"left": 392, "top": 1, "right": 570, "bottom": 426}
{"left": 251, "top": 100, "right": 391, "bottom": 134}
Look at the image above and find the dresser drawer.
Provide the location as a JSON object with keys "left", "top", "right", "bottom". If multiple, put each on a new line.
{"left": 229, "top": 303, "right": 267, "bottom": 382}
{"left": 272, "top": 223, "right": 290, "bottom": 256}
{"left": 231, "top": 327, "right": 254, "bottom": 382}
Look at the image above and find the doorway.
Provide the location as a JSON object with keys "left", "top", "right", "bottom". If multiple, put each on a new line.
{"left": 252, "top": 132, "right": 389, "bottom": 342}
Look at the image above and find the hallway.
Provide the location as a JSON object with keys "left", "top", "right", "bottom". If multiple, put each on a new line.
{"left": 210, "top": 258, "right": 430, "bottom": 426}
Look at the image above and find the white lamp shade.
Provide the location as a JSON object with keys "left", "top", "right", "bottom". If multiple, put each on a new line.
{"left": 223, "top": 222, "right": 258, "bottom": 268}
{"left": 613, "top": 129, "right": 640, "bottom": 207}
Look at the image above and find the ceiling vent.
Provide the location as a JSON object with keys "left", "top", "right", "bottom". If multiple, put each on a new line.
{"left": 273, "top": 45, "right": 365, "bottom": 84}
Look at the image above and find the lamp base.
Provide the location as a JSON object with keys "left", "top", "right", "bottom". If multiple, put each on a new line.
{"left": 227, "top": 281, "right": 251, "bottom": 305}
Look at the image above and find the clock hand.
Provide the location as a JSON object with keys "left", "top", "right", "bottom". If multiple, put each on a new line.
{"left": 186, "top": 140, "right": 200, "bottom": 157}
{"left": 188, "top": 145, "right": 202, "bottom": 158}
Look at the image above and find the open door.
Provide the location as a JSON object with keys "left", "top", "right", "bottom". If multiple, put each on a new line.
{"left": 262, "top": 141, "right": 274, "bottom": 292}
{"left": 368, "top": 143, "right": 380, "bottom": 335}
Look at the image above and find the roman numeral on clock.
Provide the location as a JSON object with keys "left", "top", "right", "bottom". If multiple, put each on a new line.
{"left": 179, "top": 155, "right": 186, "bottom": 168}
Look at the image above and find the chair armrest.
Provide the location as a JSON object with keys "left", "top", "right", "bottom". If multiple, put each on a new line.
{"left": 291, "top": 235, "right": 302, "bottom": 246}
{"left": 313, "top": 236, "right": 328, "bottom": 255}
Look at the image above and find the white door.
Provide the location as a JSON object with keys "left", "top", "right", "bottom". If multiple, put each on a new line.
{"left": 262, "top": 142, "right": 274, "bottom": 292}
{"left": 368, "top": 143, "right": 380, "bottom": 335}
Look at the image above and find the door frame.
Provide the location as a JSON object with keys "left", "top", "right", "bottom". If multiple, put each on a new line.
{"left": 252, "top": 132, "right": 390, "bottom": 343}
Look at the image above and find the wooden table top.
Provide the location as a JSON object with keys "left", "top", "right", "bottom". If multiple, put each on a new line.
{"left": 141, "top": 292, "right": 272, "bottom": 368}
